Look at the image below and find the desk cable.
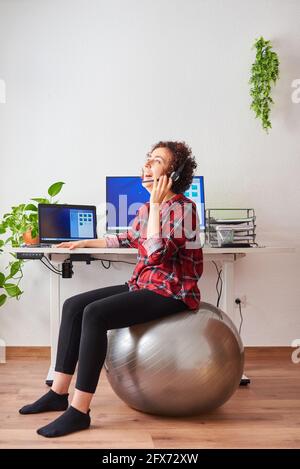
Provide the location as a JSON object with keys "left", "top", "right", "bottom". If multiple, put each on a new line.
{"left": 211, "top": 261, "right": 223, "bottom": 307}
{"left": 211, "top": 260, "right": 244, "bottom": 335}
{"left": 40, "top": 256, "right": 62, "bottom": 275}
{"left": 235, "top": 298, "right": 244, "bottom": 336}
{"left": 90, "top": 257, "right": 136, "bottom": 267}
{"left": 39, "top": 255, "right": 136, "bottom": 276}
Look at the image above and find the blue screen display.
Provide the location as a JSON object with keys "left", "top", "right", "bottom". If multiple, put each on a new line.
{"left": 106, "top": 176, "right": 205, "bottom": 231}
{"left": 183, "top": 176, "right": 205, "bottom": 231}
{"left": 39, "top": 205, "right": 96, "bottom": 242}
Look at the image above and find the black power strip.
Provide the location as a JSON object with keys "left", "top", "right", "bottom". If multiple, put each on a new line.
{"left": 16, "top": 252, "right": 44, "bottom": 260}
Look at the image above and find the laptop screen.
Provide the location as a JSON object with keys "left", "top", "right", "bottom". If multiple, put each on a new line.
{"left": 38, "top": 204, "right": 97, "bottom": 243}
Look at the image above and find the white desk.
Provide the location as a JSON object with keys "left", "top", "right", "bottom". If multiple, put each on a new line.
{"left": 6, "top": 245, "right": 295, "bottom": 385}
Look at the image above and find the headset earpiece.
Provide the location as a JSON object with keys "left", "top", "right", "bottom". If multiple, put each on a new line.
{"left": 170, "top": 160, "right": 187, "bottom": 182}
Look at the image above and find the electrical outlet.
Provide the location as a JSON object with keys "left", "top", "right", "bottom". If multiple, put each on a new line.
{"left": 235, "top": 295, "right": 247, "bottom": 307}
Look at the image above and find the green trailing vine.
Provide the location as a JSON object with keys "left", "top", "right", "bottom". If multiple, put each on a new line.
{"left": 249, "top": 36, "right": 279, "bottom": 132}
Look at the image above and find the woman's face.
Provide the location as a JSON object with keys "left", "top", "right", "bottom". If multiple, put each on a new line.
{"left": 141, "top": 147, "right": 174, "bottom": 193}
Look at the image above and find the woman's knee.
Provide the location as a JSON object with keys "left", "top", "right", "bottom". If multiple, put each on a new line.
{"left": 82, "top": 303, "right": 108, "bottom": 330}
{"left": 61, "top": 295, "right": 85, "bottom": 322}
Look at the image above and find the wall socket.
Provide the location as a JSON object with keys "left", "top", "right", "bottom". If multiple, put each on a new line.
{"left": 235, "top": 295, "right": 247, "bottom": 307}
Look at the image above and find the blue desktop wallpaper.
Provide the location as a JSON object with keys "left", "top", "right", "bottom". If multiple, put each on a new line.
{"left": 39, "top": 206, "right": 95, "bottom": 241}
{"left": 106, "top": 176, "right": 205, "bottom": 231}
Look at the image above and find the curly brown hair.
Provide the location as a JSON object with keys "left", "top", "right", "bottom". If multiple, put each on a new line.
{"left": 150, "top": 141, "right": 197, "bottom": 194}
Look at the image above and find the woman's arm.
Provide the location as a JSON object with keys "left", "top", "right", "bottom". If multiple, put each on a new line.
{"left": 83, "top": 238, "right": 107, "bottom": 247}
{"left": 147, "top": 174, "right": 172, "bottom": 239}
{"left": 56, "top": 238, "right": 107, "bottom": 249}
{"left": 104, "top": 209, "right": 141, "bottom": 249}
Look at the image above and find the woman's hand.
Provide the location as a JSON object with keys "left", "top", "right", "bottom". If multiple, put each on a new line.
{"left": 150, "top": 174, "right": 173, "bottom": 206}
{"left": 55, "top": 240, "right": 86, "bottom": 250}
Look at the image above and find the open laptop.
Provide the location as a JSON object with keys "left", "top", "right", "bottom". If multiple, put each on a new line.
{"left": 22, "top": 203, "right": 97, "bottom": 247}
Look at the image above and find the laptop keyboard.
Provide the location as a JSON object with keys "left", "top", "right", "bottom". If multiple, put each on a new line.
{"left": 21, "top": 243, "right": 54, "bottom": 248}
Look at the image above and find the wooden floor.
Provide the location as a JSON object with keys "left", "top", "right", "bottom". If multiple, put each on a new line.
{"left": 0, "top": 348, "right": 300, "bottom": 449}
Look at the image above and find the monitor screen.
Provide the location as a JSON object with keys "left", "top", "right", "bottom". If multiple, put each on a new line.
{"left": 106, "top": 176, "right": 205, "bottom": 231}
{"left": 38, "top": 204, "right": 97, "bottom": 243}
{"left": 183, "top": 176, "right": 205, "bottom": 231}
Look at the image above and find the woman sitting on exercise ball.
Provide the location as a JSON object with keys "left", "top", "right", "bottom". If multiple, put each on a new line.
{"left": 19, "top": 140, "right": 203, "bottom": 437}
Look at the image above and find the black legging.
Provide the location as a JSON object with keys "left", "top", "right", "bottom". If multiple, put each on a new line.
{"left": 55, "top": 283, "right": 187, "bottom": 393}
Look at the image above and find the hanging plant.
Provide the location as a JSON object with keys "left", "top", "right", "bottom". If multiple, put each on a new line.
{"left": 249, "top": 36, "right": 279, "bottom": 132}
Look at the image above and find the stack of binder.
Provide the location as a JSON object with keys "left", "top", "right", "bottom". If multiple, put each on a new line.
{"left": 205, "top": 208, "right": 257, "bottom": 247}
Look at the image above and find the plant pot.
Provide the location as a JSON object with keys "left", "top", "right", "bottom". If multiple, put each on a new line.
{"left": 22, "top": 228, "right": 39, "bottom": 245}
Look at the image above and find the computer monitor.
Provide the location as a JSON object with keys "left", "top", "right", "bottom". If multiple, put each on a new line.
{"left": 183, "top": 176, "right": 205, "bottom": 231}
{"left": 106, "top": 176, "right": 205, "bottom": 232}
{"left": 38, "top": 204, "right": 97, "bottom": 243}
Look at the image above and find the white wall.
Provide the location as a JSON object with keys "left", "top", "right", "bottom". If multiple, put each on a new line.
{"left": 0, "top": 0, "right": 299, "bottom": 346}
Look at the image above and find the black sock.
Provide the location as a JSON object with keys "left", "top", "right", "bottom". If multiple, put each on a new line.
{"left": 36, "top": 405, "right": 91, "bottom": 438}
{"left": 19, "top": 389, "right": 69, "bottom": 414}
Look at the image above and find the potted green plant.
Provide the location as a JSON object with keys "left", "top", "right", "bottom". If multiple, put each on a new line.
{"left": 249, "top": 36, "right": 280, "bottom": 132}
{"left": 0, "top": 181, "right": 65, "bottom": 308}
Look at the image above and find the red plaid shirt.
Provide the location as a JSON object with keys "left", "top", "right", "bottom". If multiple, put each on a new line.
{"left": 105, "top": 193, "right": 203, "bottom": 310}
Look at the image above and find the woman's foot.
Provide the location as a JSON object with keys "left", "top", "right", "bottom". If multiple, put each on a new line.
{"left": 19, "top": 389, "right": 69, "bottom": 414}
{"left": 36, "top": 405, "right": 91, "bottom": 438}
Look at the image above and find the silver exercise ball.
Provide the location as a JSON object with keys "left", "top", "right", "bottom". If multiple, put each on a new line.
{"left": 104, "top": 302, "right": 244, "bottom": 416}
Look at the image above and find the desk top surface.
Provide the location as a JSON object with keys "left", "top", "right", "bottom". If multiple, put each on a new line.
{"left": 5, "top": 245, "right": 296, "bottom": 255}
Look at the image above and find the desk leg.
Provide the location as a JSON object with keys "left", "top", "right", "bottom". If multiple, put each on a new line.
{"left": 46, "top": 264, "right": 61, "bottom": 386}
{"left": 220, "top": 258, "right": 250, "bottom": 386}
{"left": 220, "top": 259, "right": 235, "bottom": 321}
{"left": 0, "top": 338, "right": 6, "bottom": 364}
